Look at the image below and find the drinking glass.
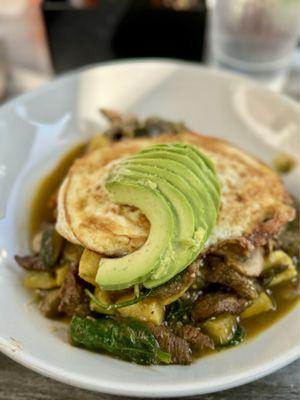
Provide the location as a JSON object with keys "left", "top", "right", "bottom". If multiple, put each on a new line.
{"left": 211, "top": 0, "right": 300, "bottom": 90}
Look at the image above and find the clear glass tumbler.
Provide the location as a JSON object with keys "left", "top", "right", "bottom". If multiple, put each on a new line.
{"left": 211, "top": 0, "right": 300, "bottom": 90}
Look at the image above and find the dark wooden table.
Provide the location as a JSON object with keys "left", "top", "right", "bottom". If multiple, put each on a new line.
{"left": 0, "top": 353, "right": 299, "bottom": 400}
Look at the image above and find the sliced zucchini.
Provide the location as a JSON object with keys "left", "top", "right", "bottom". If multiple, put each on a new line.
{"left": 23, "top": 264, "right": 69, "bottom": 289}
{"left": 241, "top": 292, "right": 275, "bottom": 319}
{"left": 116, "top": 293, "right": 165, "bottom": 325}
{"left": 264, "top": 250, "right": 297, "bottom": 287}
{"left": 89, "top": 287, "right": 114, "bottom": 315}
{"left": 201, "top": 314, "right": 238, "bottom": 346}
{"left": 79, "top": 249, "right": 101, "bottom": 284}
{"left": 40, "top": 226, "right": 64, "bottom": 268}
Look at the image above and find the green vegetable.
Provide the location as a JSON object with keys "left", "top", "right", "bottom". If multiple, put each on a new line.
{"left": 225, "top": 325, "right": 245, "bottom": 347}
{"left": 202, "top": 316, "right": 245, "bottom": 347}
{"left": 40, "top": 225, "right": 63, "bottom": 269}
{"left": 201, "top": 314, "right": 238, "bottom": 346}
{"left": 273, "top": 153, "right": 296, "bottom": 174}
{"left": 241, "top": 292, "right": 275, "bottom": 319}
{"left": 260, "top": 265, "right": 287, "bottom": 287}
{"left": 85, "top": 288, "right": 153, "bottom": 311}
{"left": 70, "top": 316, "right": 171, "bottom": 365}
{"left": 263, "top": 250, "right": 297, "bottom": 287}
{"left": 165, "top": 300, "right": 192, "bottom": 326}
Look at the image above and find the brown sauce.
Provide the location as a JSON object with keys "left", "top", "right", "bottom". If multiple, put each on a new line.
{"left": 29, "top": 145, "right": 299, "bottom": 345}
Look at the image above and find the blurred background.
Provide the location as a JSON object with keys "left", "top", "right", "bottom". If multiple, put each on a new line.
{"left": 0, "top": 0, "right": 299, "bottom": 103}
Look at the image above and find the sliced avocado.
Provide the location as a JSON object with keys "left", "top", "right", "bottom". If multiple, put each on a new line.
{"left": 165, "top": 144, "right": 220, "bottom": 197}
{"left": 110, "top": 160, "right": 212, "bottom": 288}
{"left": 115, "top": 161, "right": 207, "bottom": 234}
{"left": 99, "top": 143, "right": 220, "bottom": 290}
{"left": 172, "top": 144, "right": 221, "bottom": 208}
{"left": 96, "top": 178, "right": 175, "bottom": 290}
{"left": 173, "top": 143, "right": 216, "bottom": 173}
{"left": 112, "top": 166, "right": 204, "bottom": 284}
{"left": 124, "top": 157, "right": 217, "bottom": 238}
{"left": 145, "top": 143, "right": 219, "bottom": 194}
{"left": 137, "top": 148, "right": 220, "bottom": 211}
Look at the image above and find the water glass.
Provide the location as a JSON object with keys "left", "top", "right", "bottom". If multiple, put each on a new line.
{"left": 211, "top": 0, "right": 300, "bottom": 90}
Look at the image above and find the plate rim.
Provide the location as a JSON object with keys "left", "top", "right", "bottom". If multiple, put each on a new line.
{"left": 1, "top": 336, "right": 299, "bottom": 397}
{"left": 1, "top": 58, "right": 299, "bottom": 116}
{"left": 0, "top": 58, "right": 299, "bottom": 397}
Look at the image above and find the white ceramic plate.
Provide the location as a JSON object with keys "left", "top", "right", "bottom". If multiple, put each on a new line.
{"left": 0, "top": 60, "right": 299, "bottom": 397}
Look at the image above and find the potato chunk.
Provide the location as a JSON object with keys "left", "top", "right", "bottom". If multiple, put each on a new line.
{"left": 79, "top": 249, "right": 101, "bottom": 285}
{"left": 264, "top": 250, "right": 297, "bottom": 287}
{"left": 117, "top": 294, "right": 165, "bottom": 325}
{"left": 241, "top": 292, "right": 275, "bottom": 319}
{"left": 23, "top": 264, "right": 69, "bottom": 289}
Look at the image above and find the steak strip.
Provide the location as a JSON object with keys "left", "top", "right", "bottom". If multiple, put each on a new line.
{"left": 148, "top": 324, "right": 192, "bottom": 365}
{"left": 36, "top": 288, "right": 62, "bottom": 318}
{"left": 150, "top": 261, "right": 199, "bottom": 301}
{"left": 174, "top": 324, "right": 214, "bottom": 350}
{"left": 192, "top": 292, "right": 249, "bottom": 322}
{"left": 14, "top": 255, "right": 47, "bottom": 271}
{"left": 205, "top": 263, "right": 260, "bottom": 300}
{"left": 58, "top": 266, "right": 90, "bottom": 317}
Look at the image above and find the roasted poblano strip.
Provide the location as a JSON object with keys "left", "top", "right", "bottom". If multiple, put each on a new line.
{"left": 70, "top": 316, "right": 171, "bottom": 365}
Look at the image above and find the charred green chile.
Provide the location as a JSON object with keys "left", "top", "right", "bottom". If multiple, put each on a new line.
{"left": 70, "top": 316, "right": 171, "bottom": 365}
